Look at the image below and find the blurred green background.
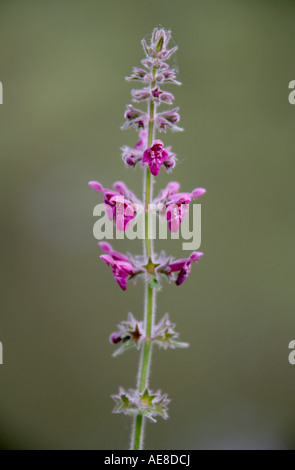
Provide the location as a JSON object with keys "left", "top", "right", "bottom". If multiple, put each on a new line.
{"left": 1, "top": 0, "right": 295, "bottom": 450}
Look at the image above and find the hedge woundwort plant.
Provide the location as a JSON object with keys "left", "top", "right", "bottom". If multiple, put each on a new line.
{"left": 89, "top": 28, "right": 206, "bottom": 450}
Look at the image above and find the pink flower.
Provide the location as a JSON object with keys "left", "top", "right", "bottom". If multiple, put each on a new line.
{"left": 142, "top": 140, "right": 169, "bottom": 176}
{"left": 166, "top": 196, "right": 190, "bottom": 232}
{"left": 158, "top": 252, "right": 203, "bottom": 286}
{"left": 99, "top": 241, "right": 130, "bottom": 262}
{"left": 110, "top": 195, "right": 136, "bottom": 231}
{"left": 88, "top": 181, "right": 139, "bottom": 231}
{"left": 122, "top": 133, "right": 176, "bottom": 172}
{"left": 154, "top": 183, "right": 206, "bottom": 232}
{"left": 154, "top": 181, "right": 181, "bottom": 202}
{"left": 166, "top": 189, "right": 206, "bottom": 232}
{"left": 99, "top": 242, "right": 143, "bottom": 291}
{"left": 112, "top": 181, "right": 139, "bottom": 204}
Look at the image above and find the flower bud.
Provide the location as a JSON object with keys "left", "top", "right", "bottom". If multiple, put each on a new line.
{"left": 110, "top": 332, "right": 122, "bottom": 344}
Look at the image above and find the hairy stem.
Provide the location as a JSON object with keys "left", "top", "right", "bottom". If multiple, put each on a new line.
{"left": 132, "top": 285, "right": 155, "bottom": 450}
{"left": 144, "top": 69, "right": 156, "bottom": 257}
{"left": 131, "top": 68, "right": 156, "bottom": 450}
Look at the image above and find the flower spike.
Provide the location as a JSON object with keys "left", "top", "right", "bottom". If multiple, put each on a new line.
{"left": 88, "top": 27, "right": 206, "bottom": 450}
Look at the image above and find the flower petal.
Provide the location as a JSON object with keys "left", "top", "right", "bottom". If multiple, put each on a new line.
{"left": 88, "top": 181, "right": 103, "bottom": 192}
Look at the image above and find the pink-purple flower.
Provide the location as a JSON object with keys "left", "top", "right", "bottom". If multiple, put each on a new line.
{"left": 99, "top": 242, "right": 143, "bottom": 291}
{"left": 158, "top": 252, "right": 204, "bottom": 286}
{"left": 122, "top": 132, "right": 176, "bottom": 172}
{"left": 88, "top": 181, "right": 139, "bottom": 231}
{"left": 154, "top": 182, "right": 206, "bottom": 232}
{"left": 142, "top": 140, "right": 169, "bottom": 176}
{"left": 166, "top": 189, "right": 206, "bottom": 232}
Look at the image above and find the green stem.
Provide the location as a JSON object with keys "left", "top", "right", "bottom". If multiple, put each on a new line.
{"left": 131, "top": 68, "right": 156, "bottom": 450}
{"left": 133, "top": 285, "right": 154, "bottom": 450}
{"left": 133, "top": 414, "right": 143, "bottom": 450}
{"left": 139, "top": 284, "right": 153, "bottom": 391}
{"left": 145, "top": 169, "right": 152, "bottom": 257}
{"left": 144, "top": 70, "right": 156, "bottom": 257}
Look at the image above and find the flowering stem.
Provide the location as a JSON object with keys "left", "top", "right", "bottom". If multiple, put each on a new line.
{"left": 132, "top": 68, "right": 157, "bottom": 450}
{"left": 90, "top": 28, "right": 206, "bottom": 452}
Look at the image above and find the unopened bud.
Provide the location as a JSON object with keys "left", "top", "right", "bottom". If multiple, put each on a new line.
{"left": 110, "top": 332, "right": 122, "bottom": 344}
{"left": 156, "top": 35, "right": 164, "bottom": 52}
